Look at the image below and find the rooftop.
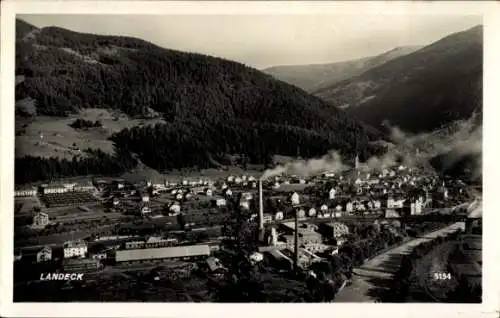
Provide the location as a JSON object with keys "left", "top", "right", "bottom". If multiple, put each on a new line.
{"left": 115, "top": 244, "right": 210, "bottom": 262}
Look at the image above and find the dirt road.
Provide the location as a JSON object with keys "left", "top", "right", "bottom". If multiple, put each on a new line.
{"left": 334, "top": 221, "right": 465, "bottom": 302}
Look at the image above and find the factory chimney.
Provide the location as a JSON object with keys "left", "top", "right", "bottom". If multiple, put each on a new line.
{"left": 258, "top": 179, "right": 264, "bottom": 232}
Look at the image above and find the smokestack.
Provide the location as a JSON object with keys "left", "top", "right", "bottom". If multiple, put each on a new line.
{"left": 259, "top": 180, "right": 264, "bottom": 231}
{"left": 294, "top": 208, "right": 299, "bottom": 272}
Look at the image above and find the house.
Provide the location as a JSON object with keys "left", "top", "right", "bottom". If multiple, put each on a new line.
{"left": 273, "top": 182, "right": 281, "bottom": 189}
{"left": 290, "top": 192, "right": 300, "bottom": 205}
{"left": 308, "top": 208, "right": 317, "bottom": 217}
{"left": 329, "top": 188, "right": 336, "bottom": 200}
{"left": 241, "top": 192, "right": 253, "bottom": 201}
{"left": 373, "top": 200, "right": 381, "bottom": 210}
{"left": 141, "top": 205, "right": 152, "bottom": 216}
{"left": 169, "top": 203, "right": 181, "bottom": 215}
{"left": 249, "top": 252, "right": 264, "bottom": 264}
{"left": 205, "top": 257, "right": 226, "bottom": 274}
{"left": 63, "top": 240, "right": 88, "bottom": 259}
{"left": 320, "top": 204, "right": 329, "bottom": 213}
{"left": 223, "top": 188, "right": 233, "bottom": 197}
{"left": 141, "top": 194, "right": 150, "bottom": 203}
{"left": 214, "top": 198, "right": 227, "bottom": 207}
{"left": 345, "top": 202, "right": 354, "bottom": 213}
{"left": 274, "top": 211, "right": 284, "bottom": 220}
{"left": 234, "top": 177, "right": 243, "bottom": 184}
{"left": 112, "top": 197, "right": 120, "bottom": 206}
{"left": 175, "top": 193, "right": 183, "bottom": 200}
{"left": 227, "top": 176, "right": 235, "bottom": 183}
{"left": 205, "top": 188, "right": 213, "bottom": 196}
{"left": 183, "top": 192, "right": 193, "bottom": 200}
{"left": 36, "top": 246, "right": 52, "bottom": 263}
{"left": 251, "top": 181, "right": 257, "bottom": 188}
{"left": 14, "top": 187, "right": 37, "bottom": 197}
{"left": 32, "top": 212, "right": 49, "bottom": 229}
{"left": 239, "top": 200, "right": 250, "bottom": 210}
{"left": 221, "top": 182, "right": 229, "bottom": 190}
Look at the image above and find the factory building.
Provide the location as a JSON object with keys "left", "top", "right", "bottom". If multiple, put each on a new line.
{"left": 115, "top": 244, "right": 211, "bottom": 263}
{"left": 63, "top": 240, "right": 88, "bottom": 259}
{"left": 63, "top": 258, "right": 102, "bottom": 272}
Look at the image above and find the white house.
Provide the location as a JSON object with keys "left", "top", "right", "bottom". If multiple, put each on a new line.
{"left": 14, "top": 188, "right": 37, "bottom": 197}
{"left": 215, "top": 198, "right": 227, "bottom": 207}
{"left": 234, "top": 177, "right": 243, "bottom": 184}
{"left": 175, "top": 193, "right": 183, "bottom": 200}
{"left": 335, "top": 205, "right": 342, "bottom": 212}
{"left": 169, "top": 203, "right": 181, "bottom": 214}
{"left": 205, "top": 188, "right": 213, "bottom": 196}
{"left": 227, "top": 176, "right": 235, "bottom": 183}
{"left": 320, "top": 204, "right": 329, "bottom": 213}
{"left": 241, "top": 192, "right": 253, "bottom": 201}
{"left": 141, "top": 195, "right": 150, "bottom": 203}
{"left": 273, "top": 182, "right": 281, "bottom": 189}
{"left": 239, "top": 200, "right": 250, "bottom": 210}
{"left": 32, "top": 212, "right": 49, "bottom": 229}
{"left": 274, "top": 211, "right": 284, "bottom": 221}
{"left": 308, "top": 208, "right": 317, "bottom": 217}
{"left": 112, "top": 198, "right": 120, "bottom": 206}
{"left": 223, "top": 188, "right": 233, "bottom": 197}
{"left": 329, "top": 188, "right": 336, "bottom": 200}
{"left": 63, "top": 240, "right": 87, "bottom": 259}
{"left": 291, "top": 192, "right": 300, "bottom": 205}
{"left": 346, "top": 202, "right": 354, "bottom": 213}
{"left": 36, "top": 246, "right": 52, "bottom": 263}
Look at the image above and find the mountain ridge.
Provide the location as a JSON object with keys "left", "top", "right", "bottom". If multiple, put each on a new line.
{"left": 263, "top": 46, "right": 422, "bottom": 92}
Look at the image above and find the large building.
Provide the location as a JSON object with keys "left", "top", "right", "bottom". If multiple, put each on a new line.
{"left": 63, "top": 240, "right": 88, "bottom": 259}
{"left": 115, "top": 244, "right": 211, "bottom": 263}
{"left": 32, "top": 212, "right": 49, "bottom": 229}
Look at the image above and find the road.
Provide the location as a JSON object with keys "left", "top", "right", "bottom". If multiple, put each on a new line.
{"left": 334, "top": 221, "right": 465, "bottom": 302}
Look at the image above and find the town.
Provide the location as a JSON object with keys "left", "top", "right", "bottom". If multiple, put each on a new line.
{"left": 13, "top": 155, "right": 482, "bottom": 302}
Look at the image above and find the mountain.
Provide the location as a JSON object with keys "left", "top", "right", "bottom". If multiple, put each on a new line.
{"left": 315, "top": 25, "right": 483, "bottom": 134}
{"left": 14, "top": 19, "right": 386, "bottom": 184}
{"left": 263, "top": 46, "right": 421, "bottom": 92}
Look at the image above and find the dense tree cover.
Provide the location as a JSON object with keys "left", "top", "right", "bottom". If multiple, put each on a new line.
{"left": 110, "top": 120, "right": 386, "bottom": 172}
{"left": 15, "top": 148, "right": 136, "bottom": 184}
{"left": 69, "top": 118, "right": 103, "bottom": 129}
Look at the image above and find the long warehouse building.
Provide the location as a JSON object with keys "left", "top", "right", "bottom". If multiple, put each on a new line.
{"left": 115, "top": 244, "right": 211, "bottom": 263}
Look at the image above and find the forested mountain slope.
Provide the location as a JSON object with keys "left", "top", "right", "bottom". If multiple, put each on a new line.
{"left": 15, "top": 19, "right": 386, "bottom": 184}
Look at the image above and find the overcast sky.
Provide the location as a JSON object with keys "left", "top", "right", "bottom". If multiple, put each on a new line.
{"left": 19, "top": 14, "right": 482, "bottom": 69}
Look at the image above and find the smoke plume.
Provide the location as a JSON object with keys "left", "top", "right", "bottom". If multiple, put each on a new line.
{"left": 260, "top": 151, "right": 348, "bottom": 180}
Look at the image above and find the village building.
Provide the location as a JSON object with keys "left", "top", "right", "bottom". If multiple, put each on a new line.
{"left": 274, "top": 211, "right": 284, "bottom": 221}
{"left": 169, "top": 202, "right": 181, "bottom": 215}
{"left": 223, "top": 188, "right": 233, "bottom": 197}
{"left": 308, "top": 208, "right": 317, "bottom": 217}
{"left": 290, "top": 192, "right": 300, "bottom": 205}
{"left": 345, "top": 202, "right": 354, "bottom": 213}
{"left": 63, "top": 240, "right": 88, "bottom": 259}
{"left": 205, "top": 188, "right": 213, "bottom": 196}
{"left": 14, "top": 187, "right": 37, "bottom": 197}
{"left": 140, "top": 205, "right": 152, "bottom": 216}
{"left": 36, "top": 246, "right": 52, "bottom": 263}
{"left": 115, "top": 244, "right": 211, "bottom": 263}
{"left": 141, "top": 194, "right": 150, "bottom": 203}
{"left": 239, "top": 200, "right": 250, "bottom": 210}
{"left": 175, "top": 193, "right": 183, "bottom": 200}
{"left": 329, "top": 188, "right": 336, "bottom": 200}
{"left": 234, "top": 177, "right": 243, "bottom": 184}
{"left": 214, "top": 198, "right": 227, "bottom": 207}
{"left": 320, "top": 204, "right": 329, "bottom": 214}
{"left": 32, "top": 211, "right": 49, "bottom": 229}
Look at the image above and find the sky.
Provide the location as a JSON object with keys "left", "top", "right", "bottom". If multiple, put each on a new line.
{"left": 19, "top": 14, "right": 482, "bottom": 69}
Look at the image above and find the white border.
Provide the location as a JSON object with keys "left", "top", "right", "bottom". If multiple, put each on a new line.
{"left": 1, "top": 1, "right": 499, "bottom": 317}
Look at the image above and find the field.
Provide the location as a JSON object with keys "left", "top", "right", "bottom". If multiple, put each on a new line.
{"left": 16, "top": 108, "right": 165, "bottom": 159}
{"left": 14, "top": 196, "right": 42, "bottom": 215}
